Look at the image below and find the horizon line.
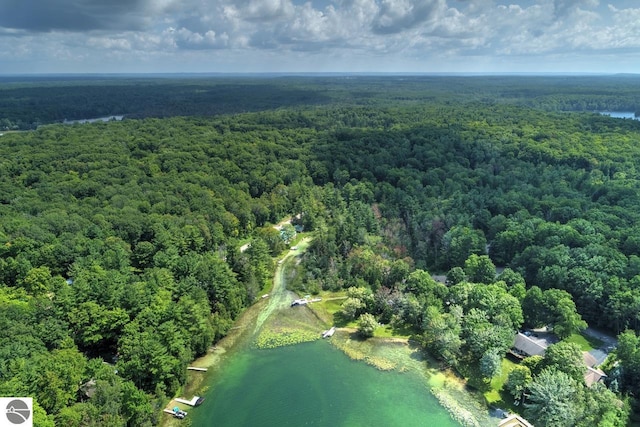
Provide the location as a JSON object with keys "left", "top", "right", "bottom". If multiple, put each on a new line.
{"left": 1, "top": 71, "right": 639, "bottom": 78}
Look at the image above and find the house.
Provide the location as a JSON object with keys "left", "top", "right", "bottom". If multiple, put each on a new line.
{"left": 584, "top": 366, "right": 607, "bottom": 387}
{"left": 582, "top": 351, "right": 607, "bottom": 387}
{"left": 498, "top": 414, "right": 535, "bottom": 427}
{"left": 510, "top": 332, "right": 547, "bottom": 359}
{"left": 582, "top": 351, "right": 598, "bottom": 368}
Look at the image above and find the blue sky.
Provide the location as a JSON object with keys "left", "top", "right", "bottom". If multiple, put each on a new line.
{"left": 1, "top": 0, "right": 639, "bottom": 74}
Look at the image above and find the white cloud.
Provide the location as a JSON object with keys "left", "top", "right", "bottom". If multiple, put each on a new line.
{"left": 2, "top": 0, "right": 640, "bottom": 73}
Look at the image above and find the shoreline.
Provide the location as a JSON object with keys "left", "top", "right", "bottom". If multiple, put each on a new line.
{"left": 161, "top": 307, "right": 496, "bottom": 427}
{"left": 159, "top": 238, "right": 496, "bottom": 427}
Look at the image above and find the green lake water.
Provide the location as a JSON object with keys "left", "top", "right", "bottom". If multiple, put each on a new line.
{"left": 190, "top": 340, "right": 459, "bottom": 427}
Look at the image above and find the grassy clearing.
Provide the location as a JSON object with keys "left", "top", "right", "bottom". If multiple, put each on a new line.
{"left": 302, "top": 290, "right": 347, "bottom": 326}
{"left": 566, "top": 332, "right": 603, "bottom": 351}
{"left": 484, "top": 358, "right": 518, "bottom": 405}
{"left": 375, "top": 323, "right": 412, "bottom": 339}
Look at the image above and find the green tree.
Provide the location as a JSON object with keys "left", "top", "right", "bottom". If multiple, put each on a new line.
{"left": 441, "top": 226, "right": 487, "bottom": 270}
{"left": 68, "top": 302, "right": 129, "bottom": 350}
{"left": 28, "top": 342, "right": 87, "bottom": 414}
{"left": 523, "top": 286, "right": 547, "bottom": 328}
{"left": 497, "top": 268, "right": 526, "bottom": 288}
{"left": 357, "top": 313, "right": 377, "bottom": 338}
{"left": 542, "top": 341, "right": 585, "bottom": 383}
{"left": 461, "top": 308, "right": 515, "bottom": 360}
{"left": 464, "top": 254, "right": 496, "bottom": 284}
{"left": 403, "top": 269, "right": 447, "bottom": 304}
{"left": 21, "top": 266, "right": 55, "bottom": 295}
{"left": 546, "top": 289, "right": 587, "bottom": 339}
{"left": 505, "top": 365, "right": 532, "bottom": 401}
{"left": 280, "top": 223, "right": 297, "bottom": 244}
{"left": 422, "top": 305, "right": 463, "bottom": 366}
{"left": 340, "top": 297, "right": 365, "bottom": 321}
{"left": 615, "top": 330, "right": 640, "bottom": 396}
{"left": 479, "top": 350, "right": 502, "bottom": 379}
{"left": 446, "top": 266, "right": 466, "bottom": 286}
{"left": 524, "top": 368, "right": 581, "bottom": 427}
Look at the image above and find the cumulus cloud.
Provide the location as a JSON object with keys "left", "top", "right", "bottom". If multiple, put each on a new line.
{"left": 1, "top": 0, "right": 640, "bottom": 73}
{"left": 372, "top": 0, "right": 446, "bottom": 34}
{"left": 552, "top": 0, "right": 599, "bottom": 18}
{"left": 0, "top": 0, "right": 173, "bottom": 32}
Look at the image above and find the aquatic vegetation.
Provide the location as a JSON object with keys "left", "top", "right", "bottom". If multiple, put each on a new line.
{"left": 432, "top": 389, "right": 481, "bottom": 427}
{"left": 255, "top": 328, "right": 320, "bottom": 349}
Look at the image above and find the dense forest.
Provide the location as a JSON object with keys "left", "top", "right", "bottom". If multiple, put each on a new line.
{"left": 2, "top": 75, "right": 640, "bottom": 426}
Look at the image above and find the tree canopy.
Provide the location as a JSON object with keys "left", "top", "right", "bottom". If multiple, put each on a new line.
{"left": 2, "top": 75, "right": 640, "bottom": 424}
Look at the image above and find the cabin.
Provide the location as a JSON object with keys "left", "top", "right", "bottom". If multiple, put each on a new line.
{"left": 584, "top": 366, "right": 607, "bottom": 387}
{"left": 582, "top": 351, "right": 607, "bottom": 387}
{"left": 510, "top": 332, "right": 547, "bottom": 359}
{"left": 498, "top": 414, "right": 534, "bottom": 427}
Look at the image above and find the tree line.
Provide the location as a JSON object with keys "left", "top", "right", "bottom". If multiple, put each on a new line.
{"left": 2, "top": 76, "right": 640, "bottom": 424}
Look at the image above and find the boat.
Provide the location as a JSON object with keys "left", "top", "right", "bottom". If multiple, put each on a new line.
{"left": 322, "top": 327, "right": 336, "bottom": 338}
{"left": 164, "top": 407, "right": 188, "bottom": 419}
{"left": 290, "top": 298, "right": 308, "bottom": 306}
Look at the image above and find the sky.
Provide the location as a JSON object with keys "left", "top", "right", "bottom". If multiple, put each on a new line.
{"left": 1, "top": 0, "right": 639, "bottom": 74}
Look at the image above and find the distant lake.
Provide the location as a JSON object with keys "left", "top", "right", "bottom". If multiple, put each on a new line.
{"left": 189, "top": 340, "right": 459, "bottom": 427}
{"left": 63, "top": 115, "right": 124, "bottom": 124}
{"left": 600, "top": 111, "right": 639, "bottom": 120}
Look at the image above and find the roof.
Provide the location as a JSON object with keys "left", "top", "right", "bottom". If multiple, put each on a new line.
{"left": 584, "top": 366, "right": 607, "bottom": 387}
{"left": 582, "top": 351, "right": 598, "bottom": 368}
{"left": 513, "top": 333, "right": 547, "bottom": 357}
{"left": 80, "top": 379, "right": 97, "bottom": 399}
{"left": 498, "top": 414, "right": 535, "bottom": 427}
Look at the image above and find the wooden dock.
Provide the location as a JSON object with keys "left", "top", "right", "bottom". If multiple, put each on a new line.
{"left": 175, "top": 396, "right": 204, "bottom": 407}
{"left": 322, "top": 326, "right": 336, "bottom": 338}
{"left": 187, "top": 367, "right": 208, "bottom": 372}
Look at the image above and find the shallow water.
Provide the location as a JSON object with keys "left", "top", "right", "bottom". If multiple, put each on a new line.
{"left": 189, "top": 340, "right": 459, "bottom": 427}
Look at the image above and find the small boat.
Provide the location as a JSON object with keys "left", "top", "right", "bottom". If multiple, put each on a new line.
{"left": 322, "top": 327, "right": 336, "bottom": 338}
{"left": 171, "top": 407, "right": 188, "bottom": 419}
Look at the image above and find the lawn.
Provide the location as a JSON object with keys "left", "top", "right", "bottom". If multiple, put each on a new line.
{"left": 484, "top": 358, "right": 519, "bottom": 406}
{"left": 374, "top": 323, "right": 413, "bottom": 339}
{"left": 566, "top": 332, "right": 603, "bottom": 351}
{"left": 305, "top": 290, "right": 348, "bottom": 326}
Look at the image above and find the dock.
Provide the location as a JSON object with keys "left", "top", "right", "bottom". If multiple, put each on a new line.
{"left": 291, "top": 297, "right": 322, "bottom": 307}
{"left": 322, "top": 326, "right": 336, "bottom": 338}
{"left": 175, "top": 396, "right": 205, "bottom": 406}
{"left": 187, "top": 367, "right": 208, "bottom": 372}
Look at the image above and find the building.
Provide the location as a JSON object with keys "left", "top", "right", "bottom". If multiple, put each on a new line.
{"left": 582, "top": 351, "right": 607, "bottom": 387}
{"left": 498, "top": 414, "right": 534, "bottom": 427}
{"left": 510, "top": 332, "right": 547, "bottom": 359}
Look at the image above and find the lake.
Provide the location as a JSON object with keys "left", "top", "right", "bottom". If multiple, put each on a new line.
{"left": 189, "top": 340, "right": 459, "bottom": 427}
{"left": 600, "top": 111, "right": 639, "bottom": 120}
{"left": 62, "top": 115, "right": 124, "bottom": 124}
